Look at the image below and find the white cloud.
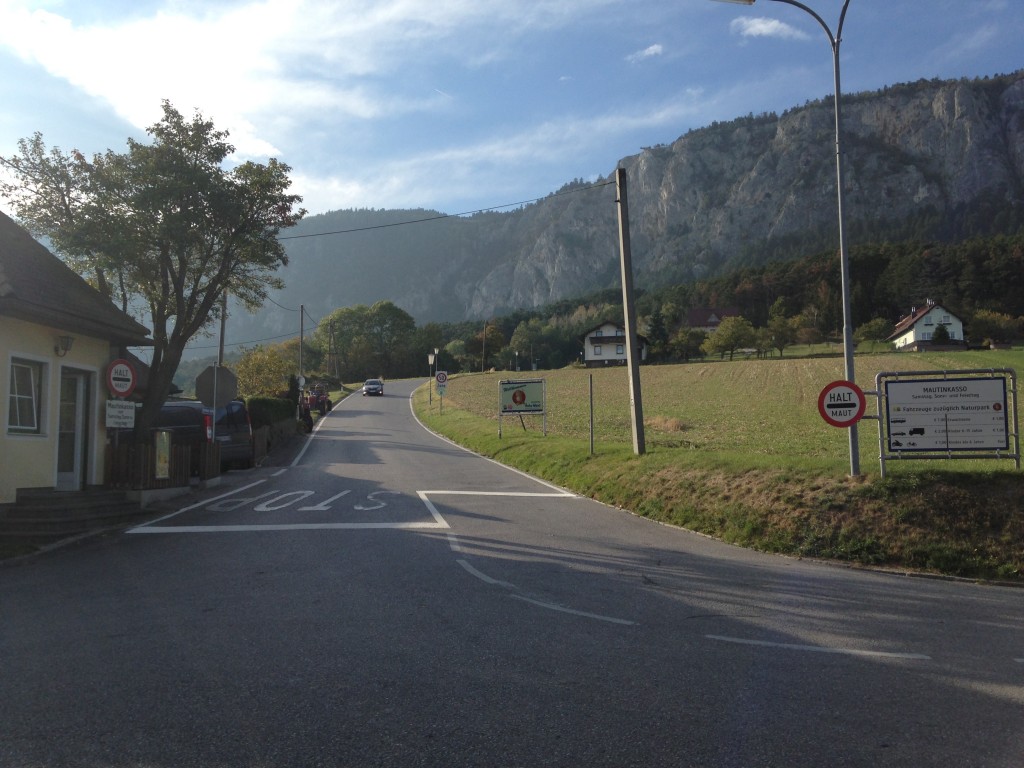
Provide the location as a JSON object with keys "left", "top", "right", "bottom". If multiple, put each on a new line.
{"left": 626, "top": 44, "right": 663, "bottom": 64}
{"left": 729, "top": 17, "right": 809, "bottom": 41}
{"left": 944, "top": 24, "right": 1001, "bottom": 60}
{"left": 291, "top": 86, "right": 716, "bottom": 213}
{"left": 0, "top": 0, "right": 629, "bottom": 163}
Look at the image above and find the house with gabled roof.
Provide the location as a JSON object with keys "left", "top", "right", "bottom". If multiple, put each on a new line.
{"left": 888, "top": 299, "right": 965, "bottom": 351}
{"left": 687, "top": 307, "right": 740, "bottom": 332}
{"left": 580, "top": 321, "right": 648, "bottom": 368}
{"left": 1, "top": 211, "right": 151, "bottom": 504}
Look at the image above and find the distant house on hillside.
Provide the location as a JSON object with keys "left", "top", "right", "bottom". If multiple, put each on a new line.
{"left": 1, "top": 211, "right": 151, "bottom": 504}
{"left": 687, "top": 307, "right": 740, "bottom": 332}
{"left": 889, "top": 299, "right": 965, "bottom": 351}
{"left": 580, "top": 321, "right": 648, "bottom": 368}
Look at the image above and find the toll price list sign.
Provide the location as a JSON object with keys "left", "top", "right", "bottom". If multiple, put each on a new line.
{"left": 885, "top": 376, "right": 1009, "bottom": 453}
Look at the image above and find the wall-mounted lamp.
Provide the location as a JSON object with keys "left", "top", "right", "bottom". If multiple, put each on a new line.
{"left": 54, "top": 335, "right": 75, "bottom": 357}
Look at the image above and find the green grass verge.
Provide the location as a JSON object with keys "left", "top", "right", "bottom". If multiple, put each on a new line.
{"left": 414, "top": 349, "right": 1024, "bottom": 582}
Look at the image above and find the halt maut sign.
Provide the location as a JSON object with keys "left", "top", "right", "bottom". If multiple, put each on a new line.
{"left": 818, "top": 380, "right": 866, "bottom": 428}
{"left": 106, "top": 358, "right": 137, "bottom": 398}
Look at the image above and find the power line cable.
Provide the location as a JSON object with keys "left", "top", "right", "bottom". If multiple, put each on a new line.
{"left": 183, "top": 181, "right": 615, "bottom": 352}
{"left": 266, "top": 296, "right": 299, "bottom": 312}
{"left": 278, "top": 180, "right": 615, "bottom": 241}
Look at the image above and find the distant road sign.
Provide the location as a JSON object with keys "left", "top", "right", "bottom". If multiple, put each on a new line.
{"left": 196, "top": 365, "right": 238, "bottom": 408}
{"left": 818, "top": 380, "right": 866, "bottom": 428}
{"left": 106, "top": 359, "right": 137, "bottom": 398}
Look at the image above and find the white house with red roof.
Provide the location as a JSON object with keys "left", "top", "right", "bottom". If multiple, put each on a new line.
{"left": 888, "top": 299, "right": 964, "bottom": 350}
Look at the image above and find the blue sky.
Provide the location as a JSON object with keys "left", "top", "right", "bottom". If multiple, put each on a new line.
{"left": 0, "top": 0, "right": 1020, "bottom": 219}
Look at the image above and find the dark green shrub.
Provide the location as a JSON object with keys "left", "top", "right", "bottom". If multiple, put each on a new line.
{"left": 247, "top": 397, "right": 295, "bottom": 429}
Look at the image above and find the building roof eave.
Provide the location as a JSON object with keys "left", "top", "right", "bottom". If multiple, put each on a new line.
{"left": 0, "top": 297, "right": 153, "bottom": 347}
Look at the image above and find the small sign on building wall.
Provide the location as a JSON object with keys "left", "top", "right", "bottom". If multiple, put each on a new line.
{"left": 105, "top": 399, "right": 137, "bottom": 429}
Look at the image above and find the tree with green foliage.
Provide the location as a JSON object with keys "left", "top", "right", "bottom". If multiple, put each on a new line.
{"left": 669, "top": 327, "right": 707, "bottom": 362}
{"left": 0, "top": 101, "right": 304, "bottom": 434}
{"left": 854, "top": 317, "right": 893, "bottom": 343}
{"left": 754, "top": 327, "right": 775, "bottom": 358}
{"left": 968, "top": 309, "right": 1019, "bottom": 345}
{"left": 701, "top": 316, "right": 756, "bottom": 360}
{"left": 765, "top": 298, "right": 797, "bottom": 357}
{"left": 644, "top": 309, "right": 669, "bottom": 361}
{"left": 508, "top": 317, "right": 577, "bottom": 370}
{"left": 930, "top": 323, "right": 951, "bottom": 344}
{"left": 465, "top": 323, "right": 506, "bottom": 371}
{"left": 315, "top": 301, "right": 416, "bottom": 380}
{"left": 444, "top": 339, "right": 469, "bottom": 374}
{"left": 364, "top": 300, "right": 417, "bottom": 377}
{"left": 236, "top": 345, "right": 292, "bottom": 398}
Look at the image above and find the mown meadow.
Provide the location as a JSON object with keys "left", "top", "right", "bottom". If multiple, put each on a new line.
{"left": 413, "top": 348, "right": 1024, "bottom": 581}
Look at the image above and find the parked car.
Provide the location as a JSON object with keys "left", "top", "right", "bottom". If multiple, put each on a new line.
{"left": 362, "top": 379, "right": 384, "bottom": 396}
{"left": 112, "top": 398, "right": 254, "bottom": 472}
{"left": 209, "top": 399, "right": 255, "bottom": 469}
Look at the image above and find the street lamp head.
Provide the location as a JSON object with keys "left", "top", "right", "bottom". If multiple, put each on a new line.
{"left": 711, "top": 0, "right": 756, "bottom": 4}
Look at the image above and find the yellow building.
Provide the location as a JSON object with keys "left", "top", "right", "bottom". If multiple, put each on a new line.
{"left": 1, "top": 212, "right": 151, "bottom": 504}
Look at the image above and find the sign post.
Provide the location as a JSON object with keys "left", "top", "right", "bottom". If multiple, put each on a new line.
{"left": 105, "top": 359, "right": 138, "bottom": 445}
{"left": 435, "top": 371, "right": 447, "bottom": 414}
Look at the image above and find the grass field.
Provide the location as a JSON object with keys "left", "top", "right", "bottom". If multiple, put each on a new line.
{"left": 414, "top": 348, "right": 1024, "bottom": 581}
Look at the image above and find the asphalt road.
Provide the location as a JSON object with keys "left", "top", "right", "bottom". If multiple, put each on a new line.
{"left": 2, "top": 379, "right": 1022, "bottom": 767}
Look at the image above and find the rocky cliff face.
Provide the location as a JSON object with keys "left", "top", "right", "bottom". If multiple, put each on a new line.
{"left": 265, "top": 72, "right": 1023, "bottom": 332}
{"left": 460, "top": 73, "right": 1024, "bottom": 319}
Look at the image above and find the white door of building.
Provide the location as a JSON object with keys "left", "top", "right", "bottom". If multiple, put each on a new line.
{"left": 55, "top": 371, "right": 89, "bottom": 491}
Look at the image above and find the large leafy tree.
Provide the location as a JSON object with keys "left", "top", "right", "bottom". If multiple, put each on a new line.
{"left": 314, "top": 301, "right": 417, "bottom": 380}
{"left": 236, "top": 345, "right": 292, "bottom": 399}
{"left": 0, "top": 101, "right": 305, "bottom": 434}
{"left": 701, "top": 315, "right": 756, "bottom": 361}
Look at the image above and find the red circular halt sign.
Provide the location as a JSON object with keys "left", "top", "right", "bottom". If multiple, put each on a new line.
{"left": 818, "top": 380, "right": 866, "bottom": 428}
{"left": 106, "top": 358, "right": 137, "bottom": 398}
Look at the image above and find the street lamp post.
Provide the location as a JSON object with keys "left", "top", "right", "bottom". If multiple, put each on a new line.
{"left": 429, "top": 347, "right": 439, "bottom": 405}
{"left": 712, "top": 0, "right": 859, "bottom": 476}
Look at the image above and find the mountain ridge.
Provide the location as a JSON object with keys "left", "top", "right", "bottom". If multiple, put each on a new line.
{"left": 226, "top": 71, "right": 1024, "bottom": 349}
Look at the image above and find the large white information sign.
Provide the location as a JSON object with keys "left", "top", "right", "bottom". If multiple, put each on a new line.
{"left": 499, "top": 379, "right": 545, "bottom": 414}
{"left": 884, "top": 376, "right": 1009, "bottom": 452}
{"left": 498, "top": 378, "right": 547, "bottom": 438}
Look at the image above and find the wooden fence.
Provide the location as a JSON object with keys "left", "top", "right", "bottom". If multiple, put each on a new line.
{"left": 105, "top": 442, "right": 220, "bottom": 490}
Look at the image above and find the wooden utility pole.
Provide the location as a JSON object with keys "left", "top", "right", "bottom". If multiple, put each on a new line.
{"left": 615, "top": 167, "right": 646, "bottom": 456}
